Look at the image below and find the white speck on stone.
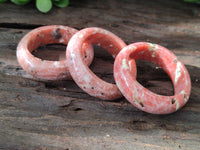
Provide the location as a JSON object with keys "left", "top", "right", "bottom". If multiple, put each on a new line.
{"left": 59, "top": 38, "right": 64, "bottom": 43}
{"left": 174, "top": 57, "right": 178, "bottom": 63}
{"left": 109, "top": 44, "right": 113, "bottom": 47}
{"left": 63, "top": 75, "right": 67, "bottom": 78}
{"left": 122, "top": 59, "right": 129, "bottom": 70}
{"left": 39, "top": 34, "right": 44, "bottom": 37}
{"left": 54, "top": 61, "right": 60, "bottom": 68}
{"left": 148, "top": 43, "right": 158, "bottom": 51}
{"left": 79, "top": 34, "right": 84, "bottom": 39}
{"left": 58, "top": 25, "right": 65, "bottom": 30}
{"left": 105, "top": 31, "right": 108, "bottom": 35}
{"left": 83, "top": 75, "right": 91, "bottom": 83}
{"left": 130, "top": 46, "right": 137, "bottom": 52}
{"left": 112, "top": 54, "right": 116, "bottom": 58}
{"left": 176, "top": 100, "right": 180, "bottom": 110}
{"left": 71, "top": 53, "right": 76, "bottom": 60}
{"left": 97, "top": 43, "right": 101, "bottom": 46}
{"left": 186, "top": 96, "right": 189, "bottom": 101}
{"left": 181, "top": 90, "right": 185, "bottom": 95}
{"left": 152, "top": 52, "right": 157, "bottom": 57}
{"left": 93, "top": 28, "right": 99, "bottom": 34}
{"left": 175, "top": 61, "right": 182, "bottom": 84}
{"left": 148, "top": 43, "right": 158, "bottom": 57}
{"left": 155, "top": 66, "right": 160, "bottom": 69}
{"left": 142, "top": 92, "right": 144, "bottom": 98}
{"left": 181, "top": 90, "right": 188, "bottom": 102}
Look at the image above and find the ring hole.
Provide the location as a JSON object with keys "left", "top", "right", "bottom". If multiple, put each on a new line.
{"left": 89, "top": 45, "right": 115, "bottom": 84}
{"left": 136, "top": 59, "right": 174, "bottom": 96}
{"left": 32, "top": 44, "right": 66, "bottom": 61}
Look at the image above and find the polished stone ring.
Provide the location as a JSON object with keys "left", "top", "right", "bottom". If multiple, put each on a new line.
{"left": 114, "top": 42, "right": 191, "bottom": 114}
{"left": 17, "top": 25, "right": 94, "bottom": 80}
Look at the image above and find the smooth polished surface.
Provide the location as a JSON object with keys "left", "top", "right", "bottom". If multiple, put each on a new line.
{"left": 114, "top": 42, "right": 191, "bottom": 114}
{"left": 17, "top": 25, "right": 94, "bottom": 80}
{"left": 67, "top": 27, "right": 137, "bottom": 100}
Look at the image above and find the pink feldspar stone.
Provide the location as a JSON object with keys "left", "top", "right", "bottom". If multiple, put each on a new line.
{"left": 66, "top": 27, "right": 137, "bottom": 100}
{"left": 114, "top": 42, "right": 191, "bottom": 114}
{"left": 17, "top": 25, "right": 94, "bottom": 80}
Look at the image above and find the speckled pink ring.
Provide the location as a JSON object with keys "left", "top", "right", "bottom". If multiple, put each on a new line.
{"left": 67, "top": 27, "right": 137, "bottom": 100}
{"left": 114, "top": 42, "right": 191, "bottom": 114}
{"left": 17, "top": 25, "right": 94, "bottom": 80}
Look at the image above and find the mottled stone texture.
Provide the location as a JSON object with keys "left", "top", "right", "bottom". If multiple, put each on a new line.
{"left": 114, "top": 42, "right": 191, "bottom": 114}
{"left": 17, "top": 25, "right": 94, "bottom": 80}
{"left": 0, "top": 0, "right": 200, "bottom": 150}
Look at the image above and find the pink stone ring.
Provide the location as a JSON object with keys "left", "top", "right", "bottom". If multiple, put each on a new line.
{"left": 114, "top": 42, "right": 191, "bottom": 114}
{"left": 17, "top": 25, "right": 94, "bottom": 80}
{"left": 66, "top": 27, "right": 137, "bottom": 100}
